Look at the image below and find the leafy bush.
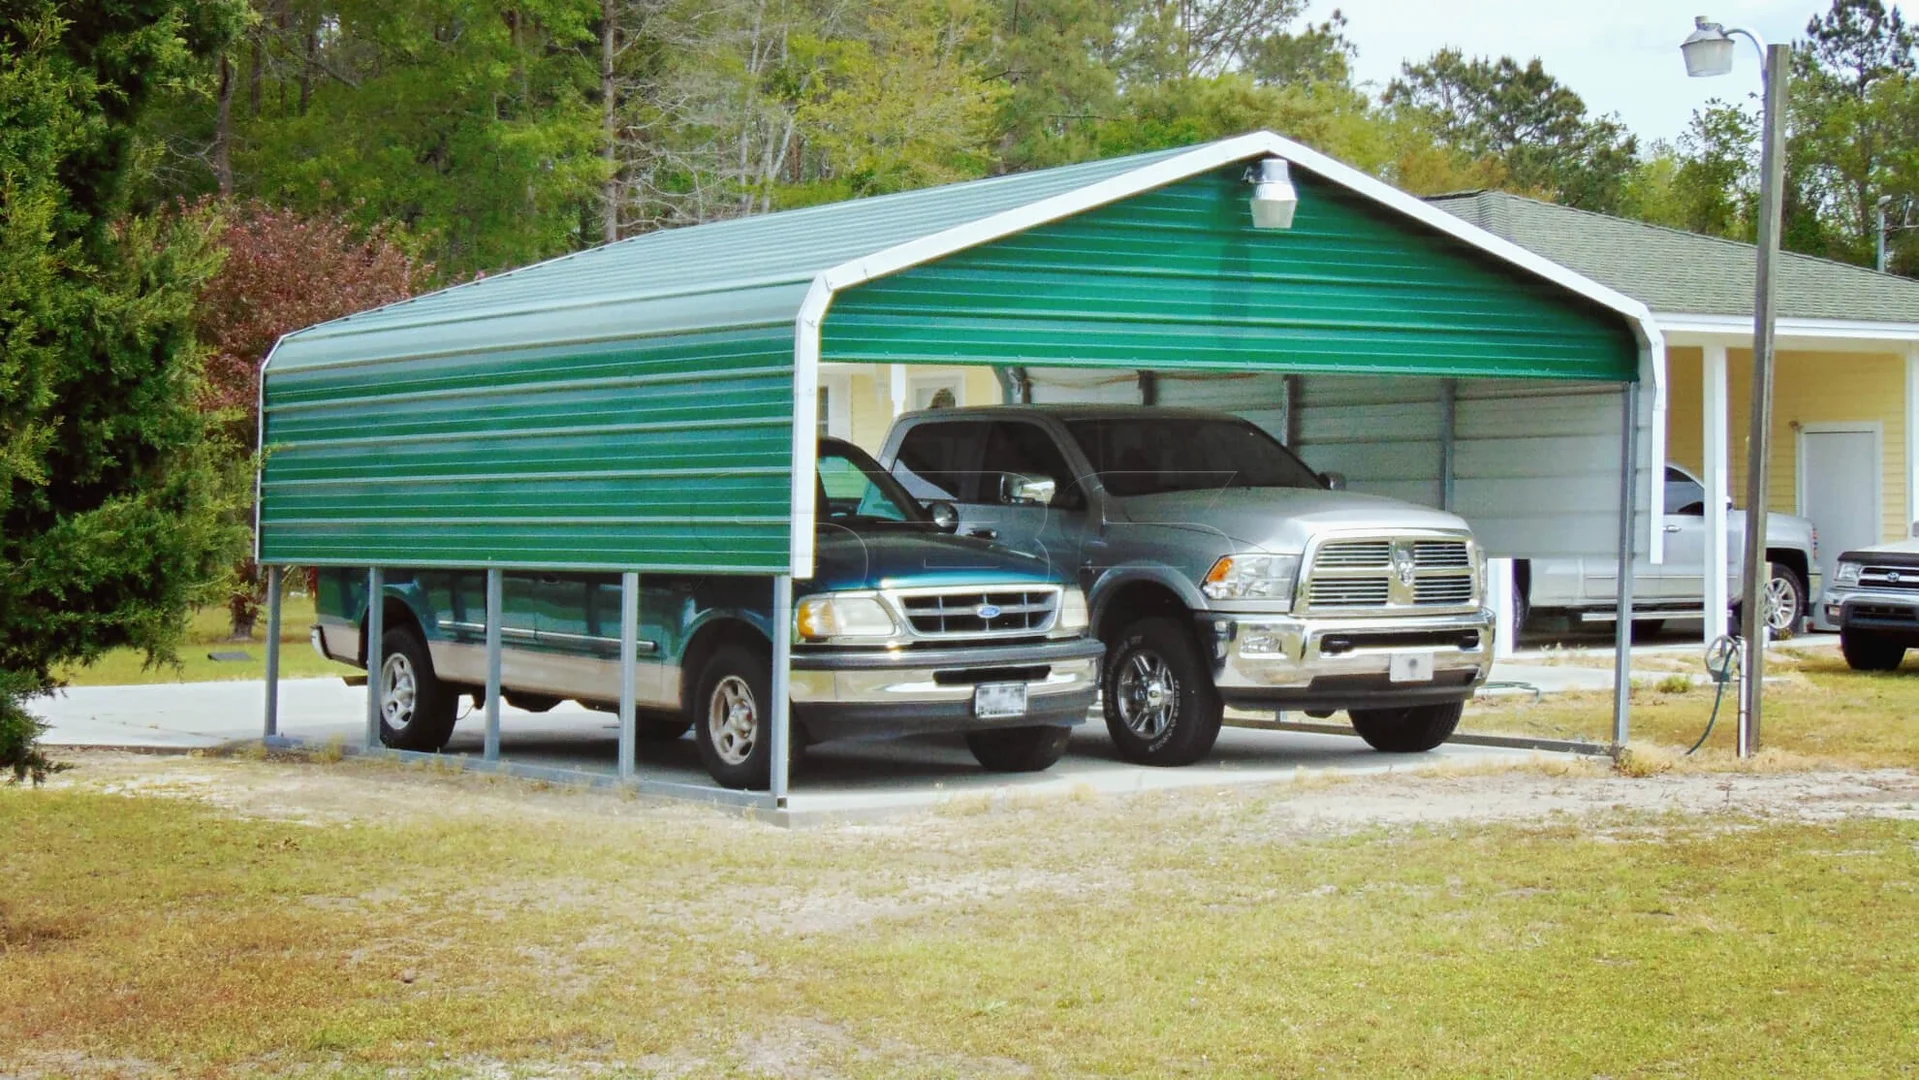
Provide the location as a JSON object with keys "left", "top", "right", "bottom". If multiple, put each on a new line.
{"left": 0, "top": 675, "right": 65, "bottom": 786}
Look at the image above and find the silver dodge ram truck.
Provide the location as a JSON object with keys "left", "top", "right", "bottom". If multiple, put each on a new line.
{"left": 879, "top": 405, "right": 1495, "bottom": 765}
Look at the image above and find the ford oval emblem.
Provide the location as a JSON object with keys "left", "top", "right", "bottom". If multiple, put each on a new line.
{"left": 976, "top": 603, "right": 1002, "bottom": 619}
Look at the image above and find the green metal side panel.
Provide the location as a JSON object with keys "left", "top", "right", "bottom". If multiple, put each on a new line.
{"left": 259, "top": 327, "right": 794, "bottom": 571}
{"left": 822, "top": 167, "right": 1639, "bottom": 381}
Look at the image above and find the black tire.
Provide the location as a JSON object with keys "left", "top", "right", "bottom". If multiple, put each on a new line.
{"left": 376, "top": 626, "right": 460, "bottom": 751}
{"left": 1349, "top": 701, "right": 1463, "bottom": 753}
{"left": 966, "top": 725, "right": 1072, "bottom": 772}
{"left": 1629, "top": 619, "right": 1666, "bottom": 643}
{"left": 1735, "top": 560, "right": 1805, "bottom": 639}
{"left": 692, "top": 643, "right": 773, "bottom": 789}
{"left": 1841, "top": 629, "right": 1906, "bottom": 672}
{"left": 1100, "top": 616, "right": 1223, "bottom": 766}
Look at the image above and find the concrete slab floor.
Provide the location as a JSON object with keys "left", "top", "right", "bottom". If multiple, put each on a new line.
{"left": 32, "top": 677, "right": 1563, "bottom": 822}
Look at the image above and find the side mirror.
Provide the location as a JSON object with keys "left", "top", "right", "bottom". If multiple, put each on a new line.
{"left": 926, "top": 500, "right": 960, "bottom": 533}
{"left": 1320, "top": 471, "right": 1347, "bottom": 491}
{"left": 1000, "top": 473, "right": 1057, "bottom": 506}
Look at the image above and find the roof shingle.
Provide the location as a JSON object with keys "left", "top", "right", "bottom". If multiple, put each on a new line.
{"left": 1428, "top": 190, "right": 1919, "bottom": 322}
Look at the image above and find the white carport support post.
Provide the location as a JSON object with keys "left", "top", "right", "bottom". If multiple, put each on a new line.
{"left": 484, "top": 568, "right": 503, "bottom": 762}
{"left": 263, "top": 566, "right": 283, "bottom": 738}
{"left": 891, "top": 364, "right": 908, "bottom": 418}
{"left": 1486, "top": 560, "right": 1518, "bottom": 660}
{"left": 365, "top": 567, "right": 384, "bottom": 750}
{"left": 1613, "top": 386, "right": 1639, "bottom": 749}
{"left": 1704, "top": 344, "right": 1731, "bottom": 642}
{"left": 618, "top": 571, "right": 639, "bottom": 782}
{"left": 770, "top": 574, "right": 794, "bottom": 805}
{"left": 1907, "top": 347, "right": 1919, "bottom": 537}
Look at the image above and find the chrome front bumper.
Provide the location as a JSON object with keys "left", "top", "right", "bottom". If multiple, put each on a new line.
{"left": 1824, "top": 587, "right": 1919, "bottom": 635}
{"left": 788, "top": 638, "right": 1103, "bottom": 739}
{"left": 1203, "top": 608, "right": 1495, "bottom": 709}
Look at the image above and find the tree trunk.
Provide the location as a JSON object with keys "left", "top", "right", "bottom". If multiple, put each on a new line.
{"left": 214, "top": 54, "right": 234, "bottom": 195}
{"left": 602, "top": 0, "right": 619, "bottom": 243}
{"left": 300, "top": 21, "right": 316, "bottom": 115}
{"left": 249, "top": 31, "right": 262, "bottom": 117}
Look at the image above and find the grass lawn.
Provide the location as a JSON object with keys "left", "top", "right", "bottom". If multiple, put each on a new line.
{"left": 53, "top": 593, "right": 358, "bottom": 687}
{"left": 1465, "top": 646, "right": 1919, "bottom": 768}
{"left": 3, "top": 755, "right": 1917, "bottom": 1077}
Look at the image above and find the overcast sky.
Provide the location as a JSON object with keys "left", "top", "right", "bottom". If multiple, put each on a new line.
{"left": 1306, "top": 0, "right": 1913, "bottom": 145}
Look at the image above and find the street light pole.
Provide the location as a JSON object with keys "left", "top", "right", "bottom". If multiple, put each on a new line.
{"left": 1682, "top": 18, "right": 1790, "bottom": 757}
{"left": 1879, "top": 195, "right": 1893, "bottom": 273}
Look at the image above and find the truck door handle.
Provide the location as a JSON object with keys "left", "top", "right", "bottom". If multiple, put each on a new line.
{"left": 968, "top": 527, "right": 999, "bottom": 540}
{"left": 1663, "top": 525, "right": 1682, "bottom": 534}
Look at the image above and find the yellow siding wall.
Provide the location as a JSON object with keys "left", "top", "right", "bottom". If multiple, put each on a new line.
{"left": 1665, "top": 347, "right": 1908, "bottom": 542}
{"left": 840, "top": 364, "right": 1009, "bottom": 454}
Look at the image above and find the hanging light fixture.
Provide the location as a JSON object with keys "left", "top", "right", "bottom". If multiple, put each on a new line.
{"left": 1249, "top": 158, "right": 1298, "bottom": 230}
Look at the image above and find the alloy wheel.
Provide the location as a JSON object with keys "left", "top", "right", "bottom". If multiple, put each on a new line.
{"left": 707, "top": 675, "right": 759, "bottom": 765}
{"left": 381, "top": 652, "right": 417, "bottom": 729}
{"left": 1764, "top": 574, "right": 1800, "bottom": 633}
{"left": 1116, "top": 650, "right": 1178, "bottom": 739}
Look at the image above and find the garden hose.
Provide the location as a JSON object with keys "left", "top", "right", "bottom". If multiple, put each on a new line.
{"left": 1687, "top": 635, "right": 1742, "bottom": 755}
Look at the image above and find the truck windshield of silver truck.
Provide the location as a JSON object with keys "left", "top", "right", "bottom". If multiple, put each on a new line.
{"left": 1063, "top": 417, "right": 1325, "bottom": 496}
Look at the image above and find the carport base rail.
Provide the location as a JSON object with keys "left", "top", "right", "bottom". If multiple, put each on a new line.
{"left": 258, "top": 734, "right": 785, "bottom": 814}
{"left": 1223, "top": 717, "right": 1616, "bottom": 757}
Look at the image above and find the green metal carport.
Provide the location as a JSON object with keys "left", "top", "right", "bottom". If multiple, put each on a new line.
{"left": 256, "top": 130, "right": 1665, "bottom": 804}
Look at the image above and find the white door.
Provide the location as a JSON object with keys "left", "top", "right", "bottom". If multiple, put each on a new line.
{"left": 1799, "top": 428, "right": 1881, "bottom": 592}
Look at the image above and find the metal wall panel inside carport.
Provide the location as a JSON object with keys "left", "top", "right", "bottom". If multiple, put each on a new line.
{"left": 829, "top": 166, "right": 1647, "bottom": 560}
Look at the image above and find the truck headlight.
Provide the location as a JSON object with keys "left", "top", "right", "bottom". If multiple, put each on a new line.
{"left": 1834, "top": 561, "right": 1862, "bottom": 587}
{"left": 1202, "top": 553, "right": 1301, "bottom": 602}
{"left": 1054, "top": 587, "right": 1089, "bottom": 634}
{"left": 795, "top": 595, "right": 897, "bottom": 641}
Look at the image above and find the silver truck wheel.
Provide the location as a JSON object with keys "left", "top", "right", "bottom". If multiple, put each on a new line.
{"left": 707, "top": 675, "right": 759, "bottom": 765}
{"left": 1763, "top": 565, "right": 1802, "bottom": 636}
{"left": 375, "top": 626, "right": 459, "bottom": 752}
{"left": 1100, "top": 617, "right": 1223, "bottom": 766}
{"left": 693, "top": 643, "right": 773, "bottom": 789}
{"left": 1116, "top": 651, "right": 1178, "bottom": 740}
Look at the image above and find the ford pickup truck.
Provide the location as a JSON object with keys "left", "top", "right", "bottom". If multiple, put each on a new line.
{"left": 878, "top": 405, "right": 1494, "bottom": 764}
{"left": 313, "top": 438, "right": 1103, "bottom": 788}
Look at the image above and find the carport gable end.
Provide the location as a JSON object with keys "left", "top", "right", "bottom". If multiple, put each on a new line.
{"left": 255, "top": 130, "right": 1665, "bottom": 581}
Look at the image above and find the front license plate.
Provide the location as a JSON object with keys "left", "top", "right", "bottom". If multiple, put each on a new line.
{"left": 974, "top": 682, "right": 1028, "bottom": 719}
{"left": 1389, "top": 652, "right": 1435, "bottom": 683}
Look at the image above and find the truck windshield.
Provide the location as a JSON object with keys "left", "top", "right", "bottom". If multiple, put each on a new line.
{"left": 818, "top": 441, "right": 931, "bottom": 525}
{"left": 1064, "top": 417, "right": 1324, "bottom": 497}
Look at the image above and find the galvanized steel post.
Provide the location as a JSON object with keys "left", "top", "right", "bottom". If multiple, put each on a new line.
{"left": 484, "top": 568, "right": 503, "bottom": 762}
{"left": 365, "top": 567, "right": 384, "bottom": 750}
{"left": 1612, "top": 386, "right": 1639, "bottom": 750}
{"left": 263, "top": 566, "right": 283, "bottom": 738}
{"left": 618, "top": 571, "right": 639, "bottom": 782}
{"left": 770, "top": 574, "right": 793, "bottom": 804}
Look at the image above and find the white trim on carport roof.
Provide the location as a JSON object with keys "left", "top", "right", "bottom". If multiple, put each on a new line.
{"left": 786, "top": 128, "right": 1669, "bottom": 578}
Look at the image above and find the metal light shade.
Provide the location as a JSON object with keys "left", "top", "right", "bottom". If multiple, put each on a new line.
{"left": 1682, "top": 18, "right": 1736, "bottom": 77}
{"left": 1250, "top": 158, "right": 1298, "bottom": 230}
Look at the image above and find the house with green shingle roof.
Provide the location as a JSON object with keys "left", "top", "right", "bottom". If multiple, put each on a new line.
{"left": 1431, "top": 189, "right": 1919, "bottom": 630}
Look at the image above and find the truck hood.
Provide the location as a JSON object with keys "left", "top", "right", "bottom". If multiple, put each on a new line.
{"left": 809, "top": 526, "right": 1065, "bottom": 593}
{"left": 1111, "top": 487, "right": 1471, "bottom": 552}
{"left": 1837, "top": 537, "right": 1919, "bottom": 564}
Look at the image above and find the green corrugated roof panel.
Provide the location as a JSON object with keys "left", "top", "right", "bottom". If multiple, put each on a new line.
{"left": 267, "top": 145, "right": 1195, "bottom": 371}
{"left": 1429, "top": 189, "right": 1919, "bottom": 322}
{"left": 260, "top": 134, "right": 1651, "bottom": 574}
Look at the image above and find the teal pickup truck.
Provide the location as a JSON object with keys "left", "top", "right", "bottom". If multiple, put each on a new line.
{"left": 312, "top": 438, "right": 1103, "bottom": 787}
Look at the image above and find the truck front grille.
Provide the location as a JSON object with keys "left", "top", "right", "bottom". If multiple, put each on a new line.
{"left": 1301, "top": 535, "right": 1477, "bottom": 613}
{"left": 894, "top": 588, "right": 1059, "bottom": 639}
{"left": 1860, "top": 567, "right": 1919, "bottom": 592}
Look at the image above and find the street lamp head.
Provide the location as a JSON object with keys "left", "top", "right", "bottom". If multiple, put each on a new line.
{"left": 1682, "top": 16, "right": 1736, "bottom": 77}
